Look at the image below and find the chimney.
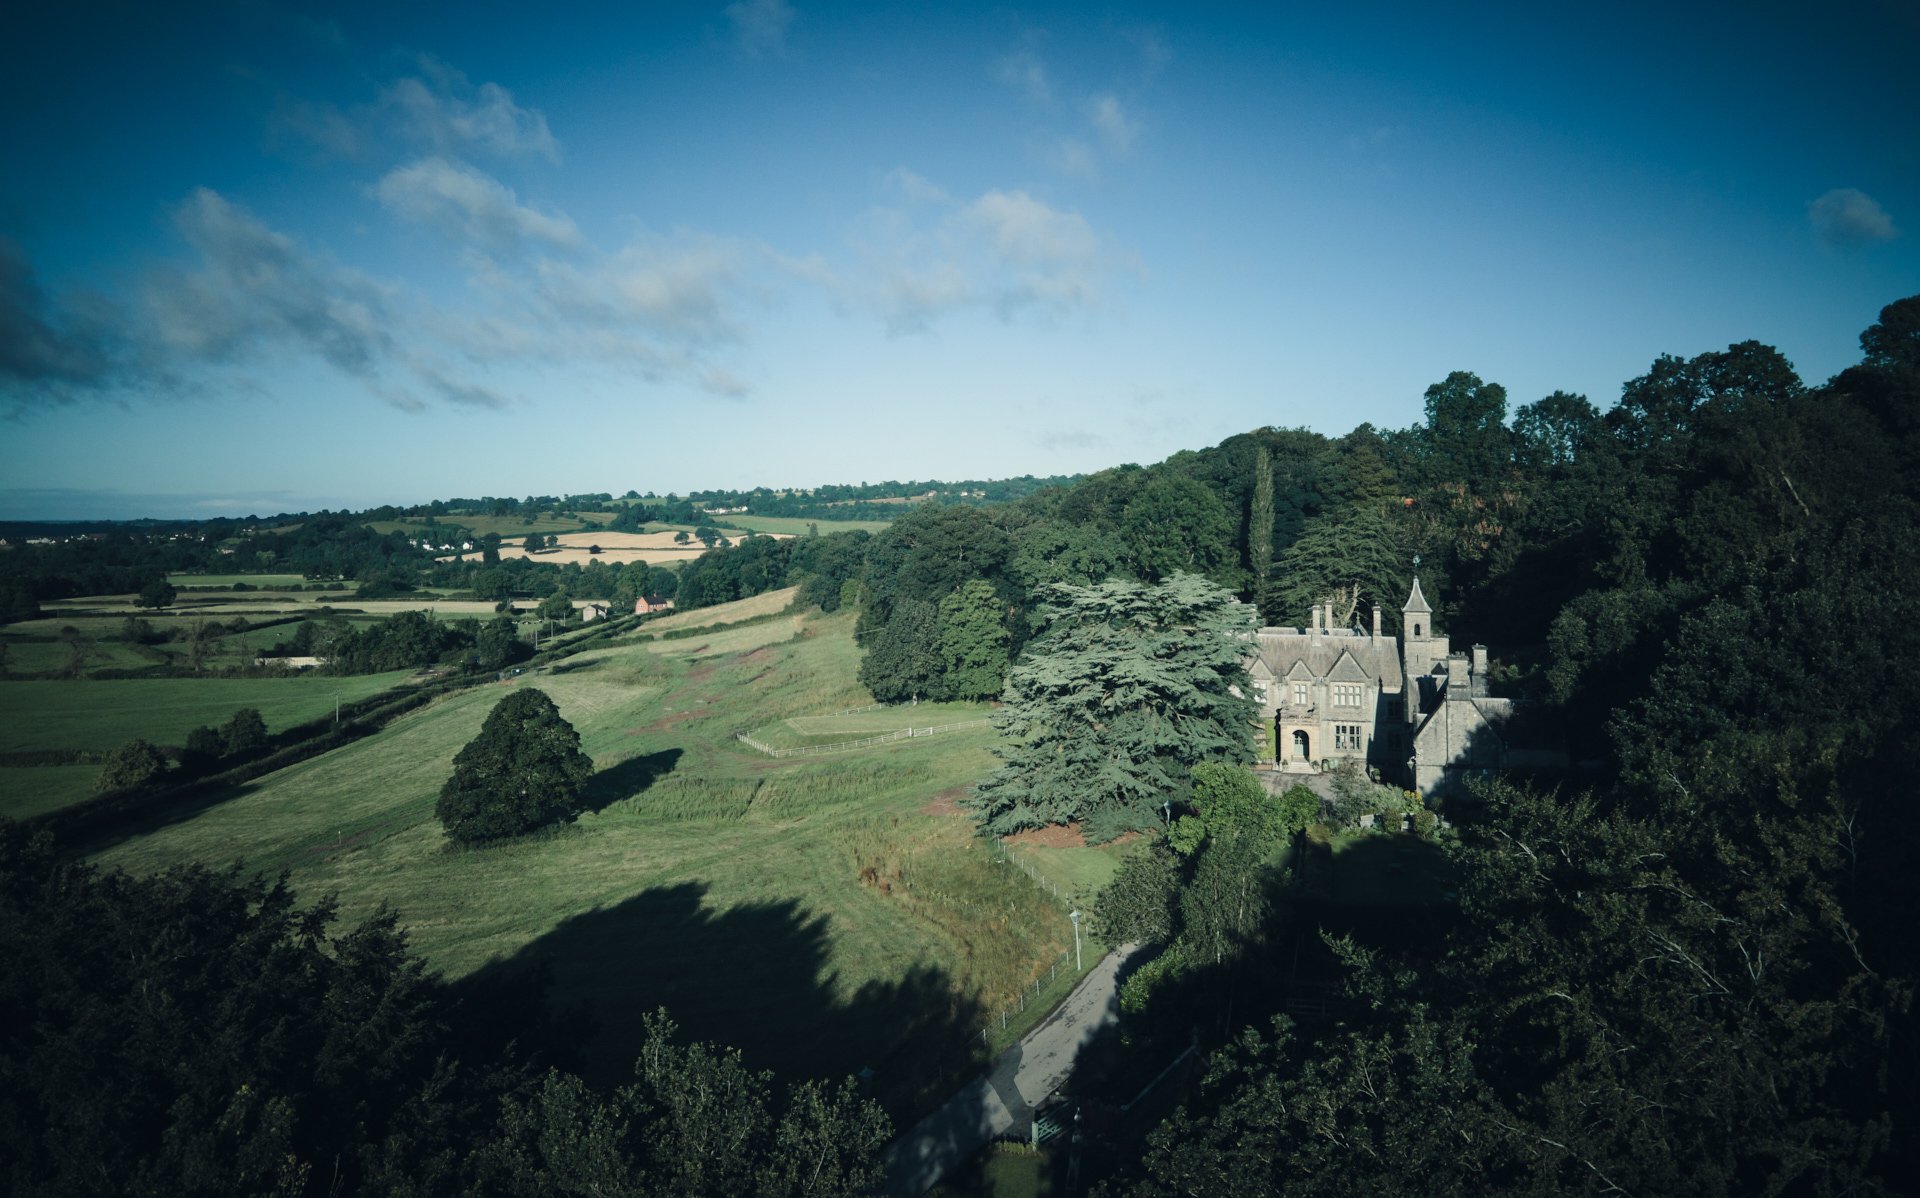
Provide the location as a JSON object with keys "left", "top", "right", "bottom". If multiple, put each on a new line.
{"left": 1472, "top": 644, "right": 1489, "bottom": 694}
{"left": 1372, "top": 605, "right": 1382, "bottom": 645}
{"left": 1309, "top": 605, "right": 1322, "bottom": 643}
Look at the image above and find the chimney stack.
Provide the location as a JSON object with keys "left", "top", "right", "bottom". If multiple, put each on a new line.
{"left": 1372, "top": 605, "right": 1382, "bottom": 645}
{"left": 1309, "top": 604, "right": 1322, "bottom": 642}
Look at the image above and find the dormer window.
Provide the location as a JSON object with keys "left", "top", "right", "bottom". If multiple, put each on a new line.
{"left": 1291, "top": 682, "right": 1309, "bottom": 706}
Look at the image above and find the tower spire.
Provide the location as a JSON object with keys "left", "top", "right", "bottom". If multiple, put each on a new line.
{"left": 1403, "top": 575, "right": 1431, "bottom": 615}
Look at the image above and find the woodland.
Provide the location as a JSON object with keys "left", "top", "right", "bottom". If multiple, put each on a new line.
{"left": 1, "top": 295, "right": 1917, "bottom": 1193}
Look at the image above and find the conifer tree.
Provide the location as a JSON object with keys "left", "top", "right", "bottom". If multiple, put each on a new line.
{"left": 970, "top": 574, "right": 1258, "bottom": 842}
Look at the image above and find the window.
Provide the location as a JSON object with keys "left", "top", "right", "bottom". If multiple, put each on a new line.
{"left": 1335, "top": 724, "right": 1363, "bottom": 752}
{"left": 1291, "top": 682, "right": 1309, "bottom": 706}
{"left": 1254, "top": 681, "right": 1270, "bottom": 705}
{"left": 1333, "top": 683, "right": 1364, "bottom": 708}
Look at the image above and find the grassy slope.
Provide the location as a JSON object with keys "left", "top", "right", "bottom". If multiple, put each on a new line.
{"left": 90, "top": 599, "right": 1071, "bottom": 1112}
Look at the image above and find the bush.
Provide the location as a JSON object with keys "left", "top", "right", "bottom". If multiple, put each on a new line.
{"left": 97, "top": 739, "right": 169, "bottom": 793}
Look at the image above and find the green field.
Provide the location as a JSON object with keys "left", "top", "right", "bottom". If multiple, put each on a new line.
{"left": 0, "top": 765, "right": 102, "bottom": 820}
{"left": 85, "top": 599, "right": 1091, "bottom": 1115}
{"left": 746, "top": 700, "right": 997, "bottom": 749}
{"left": 0, "top": 672, "right": 413, "bottom": 756}
{"left": 714, "top": 514, "right": 894, "bottom": 535}
{"left": 167, "top": 573, "right": 308, "bottom": 588}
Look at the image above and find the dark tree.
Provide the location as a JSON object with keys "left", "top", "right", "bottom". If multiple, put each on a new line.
{"left": 97, "top": 738, "right": 169, "bottom": 793}
{"left": 221, "top": 707, "right": 268, "bottom": 755}
{"left": 136, "top": 576, "right": 176, "bottom": 609}
{"left": 436, "top": 689, "right": 594, "bottom": 844}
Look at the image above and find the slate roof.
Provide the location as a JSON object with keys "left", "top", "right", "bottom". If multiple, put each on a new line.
{"left": 1249, "top": 627, "right": 1404, "bottom": 691}
{"left": 1402, "top": 576, "right": 1432, "bottom": 614}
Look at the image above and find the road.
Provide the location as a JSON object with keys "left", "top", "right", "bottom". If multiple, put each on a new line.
{"left": 882, "top": 943, "right": 1138, "bottom": 1197}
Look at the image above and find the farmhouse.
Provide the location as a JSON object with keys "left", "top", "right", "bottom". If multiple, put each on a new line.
{"left": 633, "top": 595, "right": 677, "bottom": 615}
{"left": 1247, "top": 579, "right": 1516, "bottom": 797}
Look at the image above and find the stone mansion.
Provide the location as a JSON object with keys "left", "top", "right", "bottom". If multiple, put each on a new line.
{"left": 1246, "top": 579, "right": 1514, "bottom": 797}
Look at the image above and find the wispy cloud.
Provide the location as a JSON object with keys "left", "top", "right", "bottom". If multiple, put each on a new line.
{"left": 1036, "top": 428, "right": 1105, "bottom": 451}
{"left": 995, "top": 36, "right": 1051, "bottom": 103}
{"left": 0, "top": 239, "right": 131, "bottom": 412}
{"left": 726, "top": 0, "right": 796, "bottom": 57}
{"left": 1087, "top": 93, "right": 1137, "bottom": 155}
{"left": 996, "top": 34, "right": 1150, "bottom": 179}
{"left": 1808, "top": 188, "right": 1898, "bottom": 246}
{"left": 146, "top": 189, "right": 430, "bottom": 406}
{"left": 841, "top": 175, "right": 1120, "bottom": 331}
{"left": 1121, "top": 25, "right": 1172, "bottom": 77}
{"left": 381, "top": 56, "right": 560, "bottom": 162}
{"left": 375, "top": 157, "right": 582, "bottom": 253}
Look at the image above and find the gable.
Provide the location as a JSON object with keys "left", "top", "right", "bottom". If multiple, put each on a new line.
{"left": 1329, "top": 650, "right": 1370, "bottom": 683}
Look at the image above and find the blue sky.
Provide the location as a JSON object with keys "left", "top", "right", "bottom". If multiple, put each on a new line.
{"left": 2, "top": 0, "right": 1915, "bottom": 519}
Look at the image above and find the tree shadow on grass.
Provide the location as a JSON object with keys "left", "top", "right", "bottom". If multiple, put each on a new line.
{"left": 60, "top": 779, "right": 265, "bottom": 858}
{"left": 581, "top": 747, "right": 681, "bottom": 814}
{"left": 455, "top": 880, "right": 989, "bottom": 1125}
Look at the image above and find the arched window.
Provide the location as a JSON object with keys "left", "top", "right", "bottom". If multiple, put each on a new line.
{"left": 1413, "top": 622, "right": 1423, "bottom": 637}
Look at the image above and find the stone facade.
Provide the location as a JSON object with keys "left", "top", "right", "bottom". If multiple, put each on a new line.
{"left": 1248, "top": 578, "right": 1514, "bottom": 797}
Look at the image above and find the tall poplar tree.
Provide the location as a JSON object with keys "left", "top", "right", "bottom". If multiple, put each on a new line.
{"left": 1249, "top": 446, "right": 1275, "bottom": 618}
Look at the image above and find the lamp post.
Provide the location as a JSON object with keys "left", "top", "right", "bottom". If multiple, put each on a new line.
{"left": 1069, "top": 908, "right": 1082, "bottom": 973}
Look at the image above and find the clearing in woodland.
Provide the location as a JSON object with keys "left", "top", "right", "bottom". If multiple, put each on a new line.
{"left": 88, "top": 596, "right": 1077, "bottom": 1118}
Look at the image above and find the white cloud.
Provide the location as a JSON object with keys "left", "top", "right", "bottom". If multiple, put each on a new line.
{"left": 152, "top": 189, "right": 398, "bottom": 379}
{"left": 1087, "top": 93, "right": 1137, "bottom": 155}
{"left": 841, "top": 178, "right": 1117, "bottom": 330}
{"left": 1808, "top": 188, "right": 1898, "bottom": 246}
{"left": 726, "top": 0, "right": 795, "bottom": 57}
{"left": 381, "top": 58, "right": 559, "bottom": 161}
{"left": 375, "top": 157, "right": 582, "bottom": 252}
{"left": 995, "top": 42, "right": 1051, "bottom": 103}
{"left": 1048, "top": 138, "right": 1098, "bottom": 180}
{"left": 142, "top": 190, "right": 510, "bottom": 411}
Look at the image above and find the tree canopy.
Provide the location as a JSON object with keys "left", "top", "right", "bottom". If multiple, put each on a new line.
{"left": 436, "top": 688, "right": 594, "bottom": 844}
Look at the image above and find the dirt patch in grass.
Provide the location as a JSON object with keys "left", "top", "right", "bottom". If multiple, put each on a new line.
{"left": 737, "top": 646, "right": 772, "bottom": 663}
{"left": 922, "top": 786, "right": 971, "bottom": 817}
{"left": 1003, "top": 822, "right": 1086, "bottom": 848}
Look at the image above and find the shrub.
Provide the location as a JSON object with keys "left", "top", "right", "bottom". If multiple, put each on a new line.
{"left": 97, "top": 739, "right": 169, "bottom": 793}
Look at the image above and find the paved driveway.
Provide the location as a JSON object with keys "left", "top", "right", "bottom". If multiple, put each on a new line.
{"left": 882, "top": 944, "right": 1138, "bottom": 1197}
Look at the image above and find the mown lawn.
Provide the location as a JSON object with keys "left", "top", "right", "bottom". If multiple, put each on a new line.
{"left": 88, "top": 601, "right": 1069, "bottom": 1116}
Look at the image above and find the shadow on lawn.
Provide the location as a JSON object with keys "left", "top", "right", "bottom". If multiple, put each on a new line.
{"left": 582, "top": 747, "right": 681, "bottom": 813}
{"left": 456, "top": 880, "right": 989, "bottom": 1123}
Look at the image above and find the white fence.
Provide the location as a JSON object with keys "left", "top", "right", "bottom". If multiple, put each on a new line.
{"left": 974, "top": 842, "right": 1083, "bottom": 1046}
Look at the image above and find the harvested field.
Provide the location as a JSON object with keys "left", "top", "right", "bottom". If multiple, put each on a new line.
{"left": 464, "top": 529, "right": 794, "bottom": 567}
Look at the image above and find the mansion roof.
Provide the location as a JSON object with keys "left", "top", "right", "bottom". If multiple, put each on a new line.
{"left": 1247, "top": 626, "right": 1405, "bottom": 691}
